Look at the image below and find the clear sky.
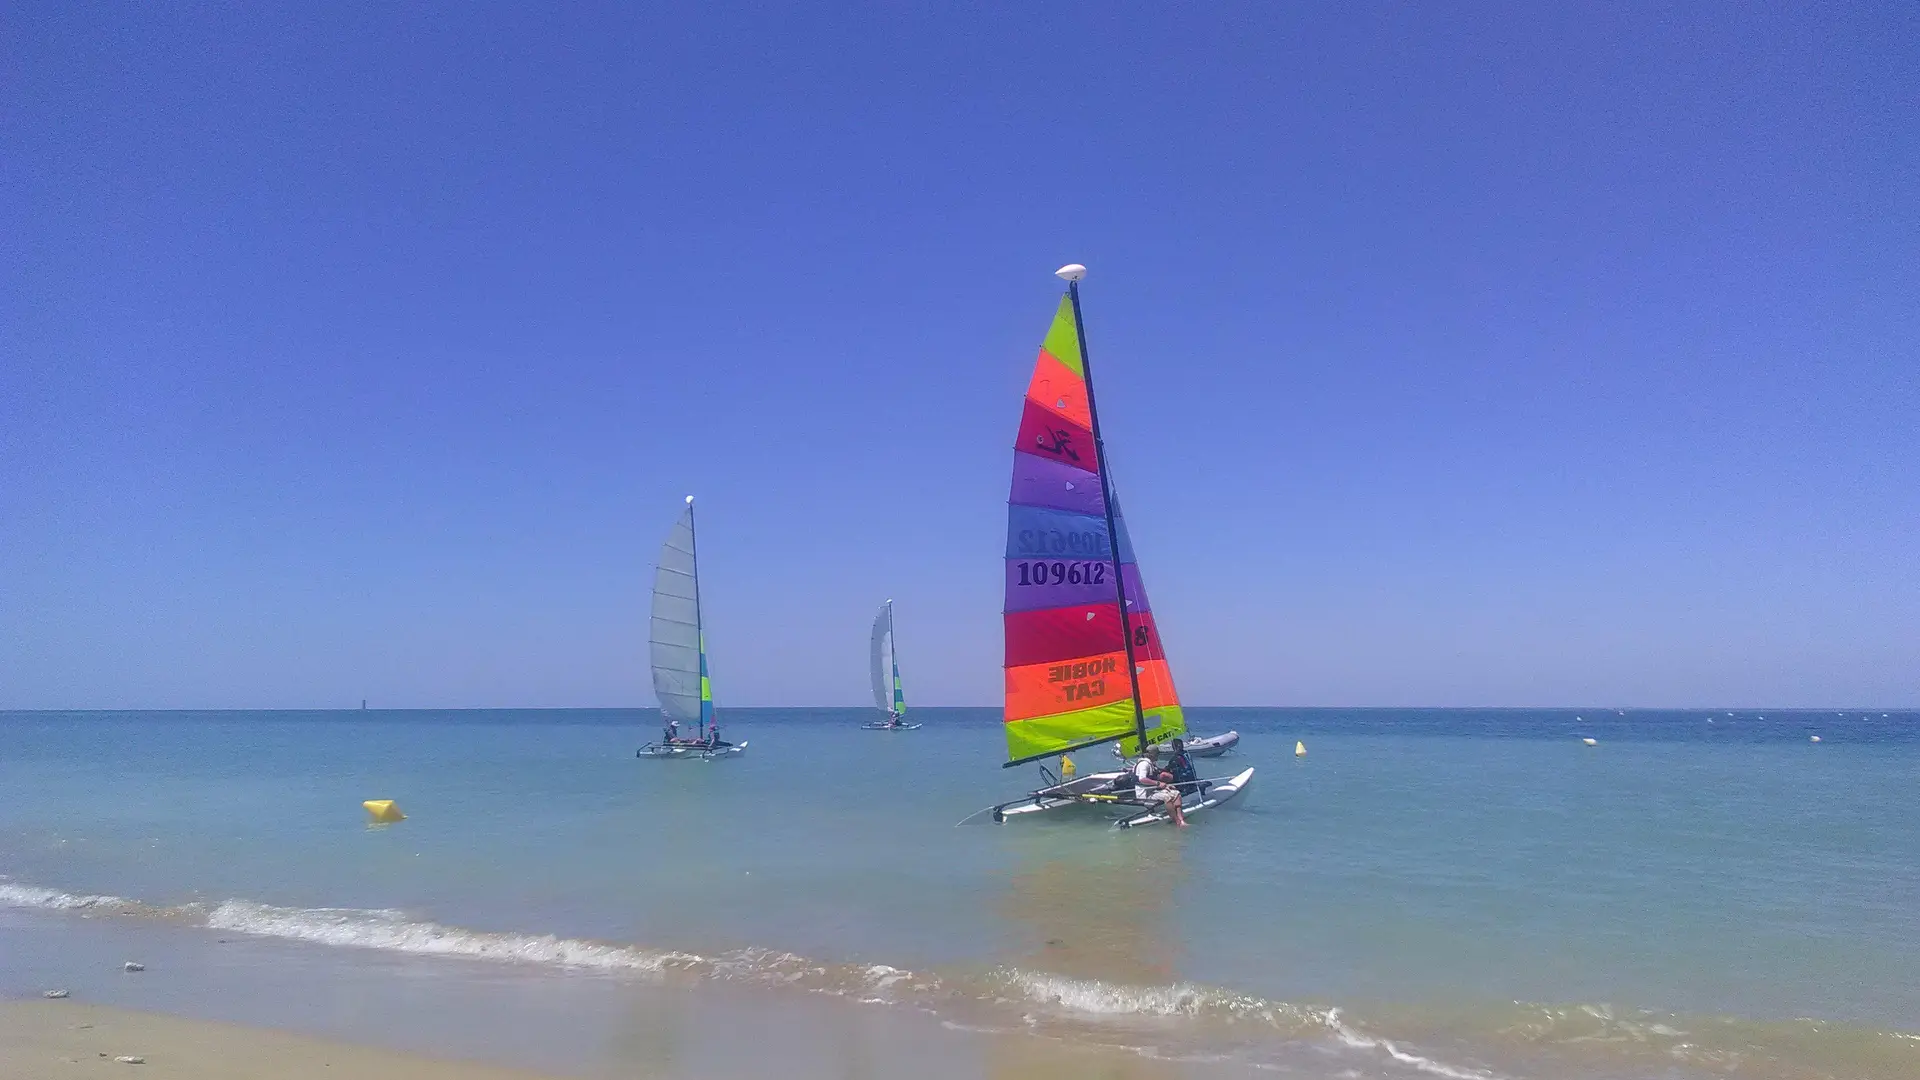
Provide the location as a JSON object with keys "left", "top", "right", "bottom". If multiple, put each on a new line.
{"left": 4, "top": 2, "right": 1915, "bottom": 709}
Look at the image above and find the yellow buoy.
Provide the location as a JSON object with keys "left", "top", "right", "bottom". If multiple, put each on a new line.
{"left": 1059, "top": 755, "right": 1076, "bottom": 778}
{"left": 1294, "top": 741, "right": 1306, "bottom": 757}
{"left": 362, "top": 800, "right": 405, "bottom": 824}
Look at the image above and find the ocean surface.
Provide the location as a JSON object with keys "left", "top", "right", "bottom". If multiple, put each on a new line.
{"left": 3, "top": 707, "right": 1916, "bottom": 1080}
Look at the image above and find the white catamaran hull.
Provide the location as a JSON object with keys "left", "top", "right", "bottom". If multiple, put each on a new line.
{"left": 992, "top": 771, "right": 1132, "bottom": 820}
{"left": 1116, "top": 767, "right": 1254, "bottom": 828}
{"left": 989, "top": 767, "right": 1254, "bottom": 825}
{"left": 636, "top": 741, "right": 748, "bottom": 760}
{"left": 862, "top": 721, "right": 922, "bottom": 730}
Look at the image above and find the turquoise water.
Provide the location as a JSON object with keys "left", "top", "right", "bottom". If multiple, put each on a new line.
{"left": 3, "top": 708, "right": 1917, "bottom": 1079}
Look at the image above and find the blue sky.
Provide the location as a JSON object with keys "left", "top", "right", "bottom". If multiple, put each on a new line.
{"left": 4, "top": 2, "right": 1914, "bottom": 709}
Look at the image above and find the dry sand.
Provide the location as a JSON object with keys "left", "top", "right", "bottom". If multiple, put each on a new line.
{"left": 0, "top": 1000, "right": 566, "bottom": 1080}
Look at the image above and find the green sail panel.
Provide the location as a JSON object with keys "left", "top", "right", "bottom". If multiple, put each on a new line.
{"left": 1038, "top": 294, "right": 1083, "bottom": 375}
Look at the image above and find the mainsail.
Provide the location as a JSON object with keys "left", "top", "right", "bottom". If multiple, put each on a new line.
{"left": 869, "top": 600, "right": 906, "bottom": 719}
{"left": 1002, "top": 276, "right": 1186, "bottom": 766}
{"left": 649, "top": 496, "right": 714, "bottom": 733}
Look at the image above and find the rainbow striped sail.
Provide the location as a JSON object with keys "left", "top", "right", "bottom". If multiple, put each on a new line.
{"left": 1002, "top": 277, "right": 1186, "bottom": 766}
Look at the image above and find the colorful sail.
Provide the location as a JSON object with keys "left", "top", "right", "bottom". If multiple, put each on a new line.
{"left": 869, "top": 600, "right": 907, "bottom": 718}
{"left": 649, "top": 497, "right": 714, "bottom": 729}
{"left": 1002, "top": 290, "right": 1185, "bottom": 765}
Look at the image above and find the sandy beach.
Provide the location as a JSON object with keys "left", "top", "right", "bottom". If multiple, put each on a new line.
{"left": 2, "top": 1000, "right": 560, "bottom": 1080}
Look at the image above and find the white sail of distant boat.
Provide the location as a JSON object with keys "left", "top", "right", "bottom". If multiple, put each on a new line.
{"left": 638, "top": 496, "right": 744, "bottom": 760}
{"left": 863, "top": 600, "right": 918, "bottom": 730}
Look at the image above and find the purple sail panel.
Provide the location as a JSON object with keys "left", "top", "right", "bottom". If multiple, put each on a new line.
{"left": 1005, "top": 560, "right": 1145, "bottom": 614}
{"left": 1009, "top": 452, "right": 1105, "bottom": 516}
{"left": 1120, "top": 561, "right": 1153, "bottom": 615}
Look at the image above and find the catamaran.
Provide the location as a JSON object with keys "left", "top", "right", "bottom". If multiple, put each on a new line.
{"left": 636, "top": 496, "right": 746, "bottom": 760}
{"left": 863, "top": 599, "right": 919, "bottom": 730}
{"left": 979, "top": 265, "right": 1253, "bottom": 827}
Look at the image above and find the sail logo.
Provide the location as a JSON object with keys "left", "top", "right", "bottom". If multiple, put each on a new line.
{"left": 1034, "top": 426, "right": 1082, "bottom": 463}
{"left": 1048, "top": 656, "right": 1118, "bottom": 703}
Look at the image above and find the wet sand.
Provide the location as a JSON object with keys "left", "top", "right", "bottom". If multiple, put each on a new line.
{"left": 2, "top": 1000, "right": 559, "bottom": 1080}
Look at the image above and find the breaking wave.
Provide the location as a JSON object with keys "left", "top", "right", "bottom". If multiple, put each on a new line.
{"left": 0, "top": 881, "right": 135, "bottom": 912}
{"left": 8, "top": 876, "right": 1916, "bottom": 1079}
{"left": 203, "top": 899, "right": 707, "bottom": 974}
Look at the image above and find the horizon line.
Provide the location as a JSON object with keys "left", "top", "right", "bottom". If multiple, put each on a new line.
{"left": 2, "top": 704, "right": 1913, "bottom": 714}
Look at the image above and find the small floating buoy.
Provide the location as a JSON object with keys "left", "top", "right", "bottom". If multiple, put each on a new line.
{"left": 1582, "top": 738, "right": 1598, "bottom": 746}
{"left": 362, "top": 800, "right": 405, "bottom": 824}
{"left": 1810, "top": 735, "right": 1821, "bottom": 743}
{"left": 1294, "top": 741, "right": 1306, "bottom": 757}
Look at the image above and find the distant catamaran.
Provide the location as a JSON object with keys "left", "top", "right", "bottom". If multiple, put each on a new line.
{"left": 979, "top": 265, "right": 1252, "bottom": 826}
{"left": 638, "top": 496, "right": 745, "bottom": 760}
{"left": 863, "top": 600, "right": 919, "bottom": 730}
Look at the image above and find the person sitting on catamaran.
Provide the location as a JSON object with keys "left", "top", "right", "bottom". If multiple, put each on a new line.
{"left": 707, "top": 722, "right": 723, "bottom": 747}
{"left": 664, "top": 718, "right": 680, "bottom": 744}
{"left": 1129, "top": 750, "right": 1185, "bottom": 826}
{"left": 1166, "top": 739, "right": 1199, "bottom": 796}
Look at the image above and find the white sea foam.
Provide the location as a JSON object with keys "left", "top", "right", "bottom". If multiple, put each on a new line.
{"left": 4, "top": 876, "right": 940, "bottom": 1000}
{"left": 993, "top": 966, "right": 1316, "bottom": 1030}
{"left": 0, "top": 881, "right": 134, "bottom": 912}
{"left": 1322, "top": 1008, "right": 1502, "bottom": 1080}
{"left": 203, "top": 899, "right": 705, "bottom": 975}
{"left": 994, "top": 967, "right": 1499, "bottom": 1079}
{"left": 998, "top": 968, "right": 1210, "bottom": 1017}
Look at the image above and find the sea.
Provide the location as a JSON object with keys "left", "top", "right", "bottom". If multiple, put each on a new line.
{"left": 2, "top": 708, "right": 1916, "bottom": 1080}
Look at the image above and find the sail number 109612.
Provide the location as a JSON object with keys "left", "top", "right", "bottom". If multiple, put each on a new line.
{"left": 1014, "top": 560, "right": 1108, "bottom": 587}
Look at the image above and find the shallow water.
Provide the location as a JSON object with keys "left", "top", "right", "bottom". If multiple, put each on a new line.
{"left": 3, "top": 708, "right": 1916, "bottom": 1079}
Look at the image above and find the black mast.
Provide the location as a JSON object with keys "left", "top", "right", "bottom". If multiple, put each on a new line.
{"left": 1066, "top": 272, "right": 1152, "bottom": 756}
{"left": 686, "top": 495, "right": 707, "bottom": 743}
{"left": 887, "top": 599, "right": 901, "bottom": 718}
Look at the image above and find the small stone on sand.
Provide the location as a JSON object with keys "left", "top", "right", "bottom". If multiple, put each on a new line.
{"left": 44, "top": 989, "right": 70, "bottom": 999}
{"left": 114, "top": 1055, "right": 146, "bottom": 1064}
{"left": 123, "top": 962, "right": 145, "bottom": 972}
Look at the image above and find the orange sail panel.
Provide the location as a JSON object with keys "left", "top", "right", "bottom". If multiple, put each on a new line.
{"left": 1002, "top": 292, "right": 1186, "bottom": 765}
